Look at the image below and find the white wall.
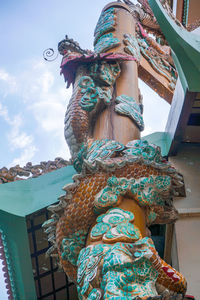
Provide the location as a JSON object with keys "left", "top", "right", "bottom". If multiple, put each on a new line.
{"left": 169, "top": 144, "right": 200, "bottom": 298}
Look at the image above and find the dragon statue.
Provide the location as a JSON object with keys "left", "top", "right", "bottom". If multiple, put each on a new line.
{"left": 43, "top": 1, "right": 188, "bottom": 299}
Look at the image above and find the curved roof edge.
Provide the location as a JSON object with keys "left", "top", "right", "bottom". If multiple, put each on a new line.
{"left": 0, "top": 165, "right": 76, "bottom": 217}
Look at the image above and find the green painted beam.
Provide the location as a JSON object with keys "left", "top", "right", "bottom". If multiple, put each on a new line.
{"left": 142, "top": 131, "right": 171, "bottom": 156}
{"left": 148, "top": 0, "right": 200, "bottom": 92}
{"left": 0, "top": 165, "right": 76, "bottom": 217}
{"left": 0, "top": 211, "right": 37, "bottom": 300}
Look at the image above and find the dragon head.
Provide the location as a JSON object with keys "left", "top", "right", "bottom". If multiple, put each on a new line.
{"left": 58, "top": 35, "right": 92, "bottom": 57}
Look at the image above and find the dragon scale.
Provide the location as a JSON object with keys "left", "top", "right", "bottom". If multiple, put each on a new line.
{"left": 43, "top": 1, "right": 188, "bottom": 299}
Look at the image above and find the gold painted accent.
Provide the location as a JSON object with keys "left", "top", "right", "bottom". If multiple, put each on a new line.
{"left": 118, "top": 197, "right": 147, "bottom": 237}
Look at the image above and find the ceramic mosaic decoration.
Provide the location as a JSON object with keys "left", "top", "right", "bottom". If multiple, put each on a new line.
{"left": 43, "top": 1, "right": 187, "bottom": 299}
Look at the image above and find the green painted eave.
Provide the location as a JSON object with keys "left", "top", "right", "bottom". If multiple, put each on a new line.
{"left": 142, "top": 131, "right": 171, "bottom": 156}
{"left": 0, "top": 211, "right": 37, "bottom": 300}
{"left": 148, "top": 0, "right": 200, "bottom": 92}
{"left": 0, "top": 138, "right": 172, "bottom": 219}
{"left": 0, "top": 165, "right": 76, "bottom": 217}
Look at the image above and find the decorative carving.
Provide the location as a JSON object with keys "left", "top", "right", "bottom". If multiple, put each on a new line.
{"left": 43, "top": 2, "right": 187, "bottom": 299}
{"left": 60, "top": 51, "right": 135, "bottom": 88}
{"left": 94, "top": 33, "right": 120, "bottom": 53}
{"left": 123, "top": 33, "right": 141, "bottom": 62}
{"left": 115, "top": 94, "right": 144, "bottom": 130}
{"left": 74, "top": 139, "right": 125, "bottom": 173}
{"left": 43, "top": 48, "right": 58, "bottom": 61}
{"left": 77, "top": 244, "right": 106, "bottom": 299}
{"left": 79, "top": 76, "right": 103, "bottom": 112}
{"left": 94, "top": 7, "right": 117, "bottom": 44}
{"left": 0, "top": 158, "right": 70, "bottom": 184}
{"left": 159, "top": 0, "right": 185, "bottom": 28}
{"left": 120, "top": 0, "right": 178, "bottom": 94}
{"left": 136, "top": 23, "right": 177, "bottom": 91}
{"left": 90, "top": 208, "right": 142, "bottom": 242}
{"left": 77, "top": 235, "right": 186, "bottom": 299}
{"left": 89, "top": 61, "right": 121, "bottom": 86}
{"left": 78, "top": 61, "right": 120, "bottom": 112}
{"left": 94, "top": 175, "right": 172, "bottom": 214}
{"left": 44, "top": 139, "right": 184, "bottom": 288}
{"left": 123, "top": 0, "right": 161, "bottom": 33}
{"left": 60, "top": 230, "right": 88, "bottom": 266}
{"left": 64, "top": 61, "right": 121, "bottom": 158}
{"left": 45, "top": 137, "right": 186, "bottom": 297}
{"left": 58, "top": 35, "right": 91, "bottom": 56}
{"left": 0, "top": 230, "right": 18, "bottom": 299}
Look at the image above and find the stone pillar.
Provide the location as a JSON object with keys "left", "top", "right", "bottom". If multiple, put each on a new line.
{"left": 93, "top": 3, "right": 140, "bottom": 144}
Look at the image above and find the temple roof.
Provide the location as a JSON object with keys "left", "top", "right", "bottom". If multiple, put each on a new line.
{"left": 0, "top": 157, "right": 71, "bottom": 184}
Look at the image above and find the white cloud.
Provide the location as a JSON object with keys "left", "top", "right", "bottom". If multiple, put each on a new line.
{"left": 1, "top": 110, "right": 34, "bottom": 152}
{"left": 0, "top": 103, "right": 10, "bottom": 123}
{"left": 11, "top": 145, "right": 37, "bottom": 167}
{"left": 31, "top": 101, "right": 65, "bottom": 133}
{"left": 0, "top": 102, "right": 37, "bottom": 167}
{"left": 9, "top": 128, "right": 34, "bottom": 150}
{"left": 0, "top": 59, "right": 72, "bottom": 167}
{"left": 17, "top": 59, "right": 72, "bottom": 134}
{"left": 0, "top": 69, "right": 17, "bottom": 97}
{"left": 17, "top": 59, "right": 72, "bottom": 159}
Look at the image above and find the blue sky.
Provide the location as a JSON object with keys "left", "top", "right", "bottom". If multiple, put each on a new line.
{"left": 0, "top": 0, "right": 170, "bottom": 170}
